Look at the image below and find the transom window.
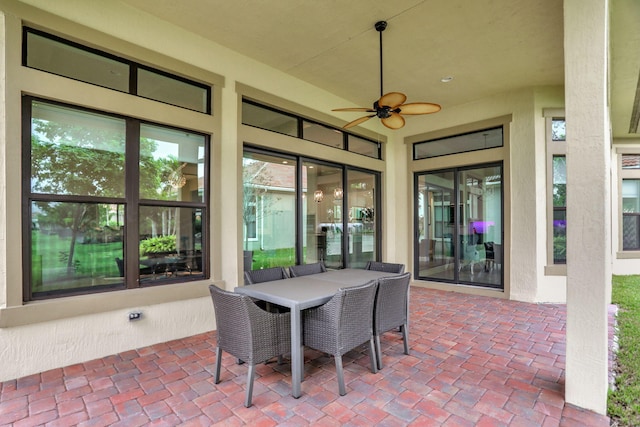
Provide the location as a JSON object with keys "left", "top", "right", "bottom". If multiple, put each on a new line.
{"left": 23, "top": 27, "right": 211, "bottom": 114}
{"left": 413, "top": 126, "right": 503, "bottom": 159}
{"left": 242, "top": 100, "right": 381, "bottom": 159}
{"left": 23, "top": 97, "right": 209, "bottom": 300}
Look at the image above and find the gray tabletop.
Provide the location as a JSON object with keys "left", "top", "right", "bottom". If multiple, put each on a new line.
{"left": 235, "top": 275, "right": 345, "bottom": 309}
{"left": 235, "top": 269, "right": 396, "bottom": 308}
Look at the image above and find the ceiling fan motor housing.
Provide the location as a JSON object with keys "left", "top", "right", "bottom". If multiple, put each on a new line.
{"left": 373, "top": 101, "right": 398, "bottom": 118}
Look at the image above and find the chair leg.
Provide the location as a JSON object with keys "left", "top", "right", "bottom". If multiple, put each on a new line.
{"left": 374, "top": 334, "right": 383, "bottom": 370}
{"left": 245, "top": 364, "right": 256, "bottom": 408}
{"left": 334, "top": 355, "right": 346, "bottom": 396}
{"left": 214, "top": 347, "right": 222, "bottom": 384}
{"left": 402, "top": 322, "right": 410, "bottom": 355}
{"left": 369, "top": 337, "right": 378, "bottom": 374}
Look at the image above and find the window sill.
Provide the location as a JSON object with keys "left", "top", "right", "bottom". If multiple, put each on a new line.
{"left": 617, "top": 251, "right": 640, "bottom": 259}
{"left": 0, "top": 280, "right": 219, "bottom": 328}
{"left": 544, "top": 264, "right": 567, "bottom": 276}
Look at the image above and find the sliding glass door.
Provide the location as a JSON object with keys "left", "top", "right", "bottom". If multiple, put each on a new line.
{"left": 244, "top": 147, "right": 380, "bottom": 270}
{"left": 415, "top": 163, "right": 503, "bottom": 289}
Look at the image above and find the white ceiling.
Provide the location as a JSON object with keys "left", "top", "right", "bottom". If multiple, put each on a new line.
{"left": 119, "top": 0, "right": 638, "bottom": 140}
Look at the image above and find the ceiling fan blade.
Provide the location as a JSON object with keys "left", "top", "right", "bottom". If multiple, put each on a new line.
{"left": 398, "top": 102, "right": 442, "bottom": 115}
{"left": 332, "top": 107, "right": 376, "bottom": 112}
{"left": 343, "top": 114, "right": 375, "bottom": 129}
{"left": 378, "top": 92, "right": 407, "bottom": 108}
{"left": 381, "top": 112, "right": 405, "bottom": 129}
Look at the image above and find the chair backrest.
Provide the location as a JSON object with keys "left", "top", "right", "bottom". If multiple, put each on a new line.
{"left": 484, "top": 242, "right": 495, "bottom": 259}
{"left": 373, "top": 272, "right": 411, "bottom": 335}
{"left": 208, "top": 285, "right": 291, "bottom": 365}
{"left": 365, "top": 261, "right": 405, "bottom": 274}
{"left": 244, "top": 266, "right": 289, "bottom": 285}
{"left": 289, "top": 262, "right": 326, "bottom": 277}
{"left": 209, "top": 285, "right": 253, "bottom": 357}
{"left": 493, "top": 243, "right": 503, "bottom": 264}
{"left": 115, "top": 258, "right": 124, "bottom": 277}
{"left": 306, "top": 280, "right": 377, "bottom": 355}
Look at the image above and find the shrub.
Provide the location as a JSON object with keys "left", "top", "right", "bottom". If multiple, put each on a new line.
{"left": 140, "top": 235, "right": 176, "bottom": 255}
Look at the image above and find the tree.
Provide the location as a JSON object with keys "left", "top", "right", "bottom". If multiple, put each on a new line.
{"left": 30, "top": 114, "right": 174, "bottom": 272}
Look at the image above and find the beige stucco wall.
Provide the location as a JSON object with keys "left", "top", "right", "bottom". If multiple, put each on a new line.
{"left": 0, "top": 9, "right": 7, "bottom": 311}
{"left": 1, "top": 296, "right": 214, "bottom": 381}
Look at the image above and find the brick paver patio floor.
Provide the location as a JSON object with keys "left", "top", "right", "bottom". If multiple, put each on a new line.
{"left": 0, "top": 287, "right": 613, "bottom": 426}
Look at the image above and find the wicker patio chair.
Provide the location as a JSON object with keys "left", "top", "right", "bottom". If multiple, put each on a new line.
{"left": 244, "top": 266, "right": 289, "bottom": 284}
{"left": 289, "top": 262, "right": 327, "bottom": 277}
{"left": 243, "top": 266, "right": 290, "bottom": 364}
{"left": 208, "top": 285, "right": 291, "bottom": 407}
{"left": 373, "top": 272, "right": 411, "bottom": 369}
{"left": 303, "top": 280, "right": 378, "bottom": 396}
{"left": 244, "top": 266, "right": 290, "bottom": 313}
{"left": 364, "top": 261, "right": 405, "bottom": 274}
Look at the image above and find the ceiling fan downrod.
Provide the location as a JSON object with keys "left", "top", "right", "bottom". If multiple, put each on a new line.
{"left": 375, "top": 20, "right": 387, "bottom": 99}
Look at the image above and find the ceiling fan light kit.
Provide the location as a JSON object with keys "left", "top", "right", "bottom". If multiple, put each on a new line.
{"left": 333, "top": 20, "right": 441, "bottom": 130}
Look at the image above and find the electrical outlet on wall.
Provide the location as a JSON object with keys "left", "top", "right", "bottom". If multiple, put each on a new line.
{"left": 128, "top": 311, "right": 142, "bottom": 321}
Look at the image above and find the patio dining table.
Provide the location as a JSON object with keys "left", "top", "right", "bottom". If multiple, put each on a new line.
{"left": 234, "top": 268, "right": 402, "bottom": 398}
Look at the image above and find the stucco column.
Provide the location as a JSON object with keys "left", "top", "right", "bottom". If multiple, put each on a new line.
{"left": 564, "top": 0, "right": 611, "bottom": 414}
{"left": 385, "top": 133, "right": 406, "bottom": 264}
{"left": 219, "top": 83, "right": 242, "bottom": 289}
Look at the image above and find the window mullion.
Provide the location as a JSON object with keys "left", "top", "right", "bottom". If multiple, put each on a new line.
{"left": 125, "top": 119, "right": 140, "bottom": 288}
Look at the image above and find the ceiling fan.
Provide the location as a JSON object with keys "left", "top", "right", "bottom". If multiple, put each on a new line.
{"left": 333, "top": 20, "right": 441, "bottom": 130}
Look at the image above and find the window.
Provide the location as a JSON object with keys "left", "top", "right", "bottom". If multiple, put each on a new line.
{"left": 303, "top": 121, "right": 344, "bottom": 149}
{"left": 348, "top": 135, "right": 380, "bottom": 159}
{"left": 242, "top": 100, "right": 381, "bottom": 159}
{"left": 24, "top": 98, "right": 208, "bottom": 300}
{"left": 544, "top": 110, "right": 567, "bottom": 270}
{"left": 552, "top": 155, "right": 567, "bottom": 263}
{"left": 621, "top": 153, "right": 640, "bottom": 251}
{"left": 242, "top": 101, "right": 298, "bottom": 137}
{"left": 413, "top": 127, "right": 503, "bottom": 159}
{"left": 24, "top": 27, "right": 211, "bottom": 114}
{"left": 245, "top": 197, "right": 258, "bottom": 240}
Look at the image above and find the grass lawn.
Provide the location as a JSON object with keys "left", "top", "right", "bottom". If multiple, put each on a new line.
{"left": 608, "top": 274, "right": 640, "bottom": 426}
{"left": 32, "top": 232, "right": 123, "bottom": 290}
{"left": 250, "top": 248, "right": 296, "bottom": 269}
